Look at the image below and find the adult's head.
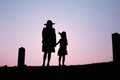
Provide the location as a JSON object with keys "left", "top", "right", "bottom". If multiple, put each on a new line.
{"left": 44, "top": 20, "right": 55, "bottom": 28}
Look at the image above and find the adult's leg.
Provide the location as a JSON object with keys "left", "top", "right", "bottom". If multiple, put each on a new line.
{"left": 47, "top": 52, "right": 51, "bottom": 66}
{"left": 42, "top": 52, "right": 47, "bottom": 66}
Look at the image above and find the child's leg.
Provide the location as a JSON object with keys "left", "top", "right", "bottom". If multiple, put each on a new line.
{"left": 59, "top": 56, "right": 62, "bottom": 66}
{"left": 62, "top": 55, "right": 65, "bottom": 66}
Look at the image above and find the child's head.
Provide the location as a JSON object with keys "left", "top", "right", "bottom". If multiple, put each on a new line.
{"left": 59, "top": 31, "right": 66, "bottom": 39}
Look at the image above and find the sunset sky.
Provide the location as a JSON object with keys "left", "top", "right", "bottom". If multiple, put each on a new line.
{"left": 0, "top": 0, "right": 120, "bottom": 66}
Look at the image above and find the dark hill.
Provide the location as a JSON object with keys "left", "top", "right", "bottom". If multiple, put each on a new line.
{"left": 0, "top": 62, "right": 119, "bottom": 80}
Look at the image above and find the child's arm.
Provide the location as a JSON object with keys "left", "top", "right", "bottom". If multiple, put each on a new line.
{"left": 56, "top": 39, "right": 60, "bottom": 45}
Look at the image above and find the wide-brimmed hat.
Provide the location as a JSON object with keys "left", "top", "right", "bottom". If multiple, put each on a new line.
{"left": 44, "top": 20, "right": 55, "bottom": 25}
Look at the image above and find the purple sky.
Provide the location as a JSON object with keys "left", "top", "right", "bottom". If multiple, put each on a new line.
{"left": 0, "top": 0, "right": 120, "bottom": 66}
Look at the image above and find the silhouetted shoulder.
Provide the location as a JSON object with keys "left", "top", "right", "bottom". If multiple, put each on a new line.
{"left": 52, "top": 27, "right": 55, "bottom": 30}
{"left": 51, "top": 27, "right": 55, "bottom": 31}
{"left": 43, "top": 27, "right": 47, "bottom": 30}
{"left": 50, "top": 28, "right": 56, "bottom": 32}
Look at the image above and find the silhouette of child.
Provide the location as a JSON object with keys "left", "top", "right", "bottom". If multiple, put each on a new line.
{"left": 56, "top": 31, "right": 68, "bottom": 66}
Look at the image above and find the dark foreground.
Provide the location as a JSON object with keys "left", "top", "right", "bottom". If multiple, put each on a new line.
{"left": 0, "top": 62, "right": 119, "bottom": 80}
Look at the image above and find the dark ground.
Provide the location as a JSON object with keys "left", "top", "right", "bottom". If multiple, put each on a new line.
{"left": 0, "top": 62, "right": 119, "bottom": 80}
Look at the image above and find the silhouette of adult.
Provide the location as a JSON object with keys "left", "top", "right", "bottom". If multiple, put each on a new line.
{"left": 42, "top": 20, "right": 56, "bottom": 66}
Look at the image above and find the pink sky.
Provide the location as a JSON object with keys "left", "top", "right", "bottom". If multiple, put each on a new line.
{"left": 0, "top": 0, "right": 120, "bottom": 66}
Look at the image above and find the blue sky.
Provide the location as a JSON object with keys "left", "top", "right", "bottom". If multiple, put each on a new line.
{"left": 0, "top": 0, "right": 120, "bottom": 66}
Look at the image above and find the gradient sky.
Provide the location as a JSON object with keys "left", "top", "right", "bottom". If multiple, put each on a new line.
{"left": 0, "top": 0, "right": 120, "bottom": 66}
